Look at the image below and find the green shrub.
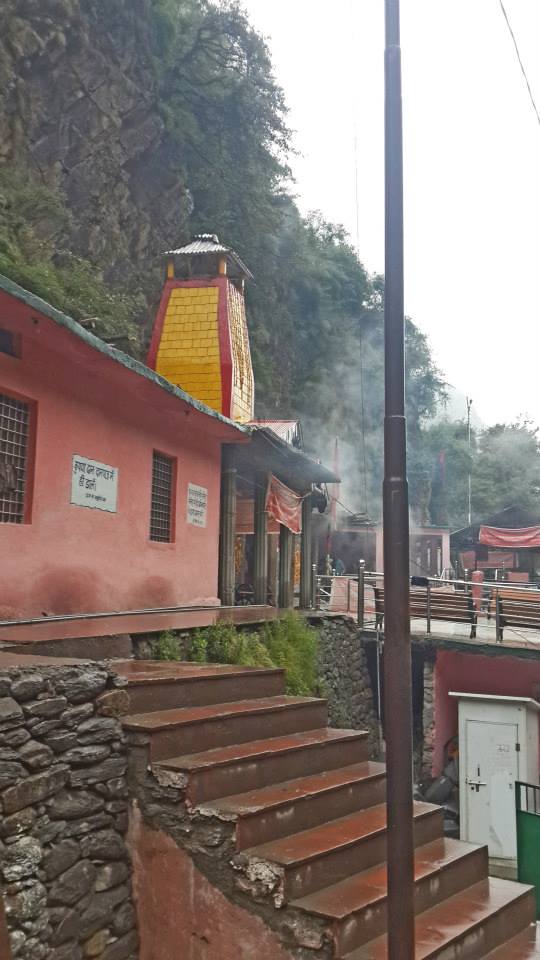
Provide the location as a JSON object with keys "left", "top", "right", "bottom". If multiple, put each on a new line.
{"left": 180, "top": 613, "right": 319, "bottom": 696}
{"left": 258, "top": 613, "right": 319, "bottom": 696}
{"left": 151, "top": 630, "right": 181, "bottom": 661}
{"left": 0, "top": 167, "right": 141, "bottom": 344}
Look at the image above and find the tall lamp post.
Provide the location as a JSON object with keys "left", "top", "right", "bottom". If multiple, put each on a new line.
{"left": 466, "top": 396, "right": 473, "bottom": 526}
{"left": 383, "top": 1, "right": 415, "bottom": 957}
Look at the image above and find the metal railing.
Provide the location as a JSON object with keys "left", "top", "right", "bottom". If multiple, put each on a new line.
{"left": 516, "top": 781, "right": 540, "bottom": 816}
{"left": 313, "top": 561, "right": 366, "bottom": 622}
{"left": 516, "top": 781, "right": 540, "bottom": 918}
{"left": 312, "top": 564, "right": 540, "bottom": 643}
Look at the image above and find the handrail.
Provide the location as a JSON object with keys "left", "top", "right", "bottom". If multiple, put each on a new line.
{"left": 320, "top": 565, "right": 540, "bottom": 642}
{"left": 0, "top": 603, "right": 273, "bottom": 630}
{"left": 363, "top": 570, "right": 540, "bottom": 593}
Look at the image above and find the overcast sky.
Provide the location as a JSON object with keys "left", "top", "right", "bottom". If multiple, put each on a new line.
{"left": 242, "top": 0, "right": 540, "bottom": 428}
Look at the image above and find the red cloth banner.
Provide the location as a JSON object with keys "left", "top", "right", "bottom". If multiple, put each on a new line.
{"left": 479, "top": 525, "right": 540, "bottom": 548}
{"left": 265, "top": 475, "right": 303, "bottom": 535}
{"left": 235, "top": 498, "right": 279, "bottom": 535}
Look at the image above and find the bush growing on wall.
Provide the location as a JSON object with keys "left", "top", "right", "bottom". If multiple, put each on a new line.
{"left": 152, "top": 614, "right": 319, "bottom": 696}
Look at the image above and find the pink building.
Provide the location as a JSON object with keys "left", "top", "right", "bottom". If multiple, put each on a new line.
{"left": 0, "top": 274, "right": 246, "bottom": 620}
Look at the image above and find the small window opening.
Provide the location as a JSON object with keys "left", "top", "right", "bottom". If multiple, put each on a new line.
{"left": 0, "top": 329, "right": 20, "bottom": 358}
{"left": 150, "top": 451, "right": 175, "bottom": 542}
{"left": 0, "top": 392, "right": 30, "bottom": 523}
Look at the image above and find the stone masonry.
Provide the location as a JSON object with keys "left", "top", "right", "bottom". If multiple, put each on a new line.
{"left": 0, "top": 660, "right": 138, "bottom": 960}
{"left": 421, "top": 654, "right": 436, "bottom": 781}
{"left": 314, "top": 616, "right": 379, "bottom": 758}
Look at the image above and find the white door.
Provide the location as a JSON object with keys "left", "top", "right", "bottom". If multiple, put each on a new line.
{"left": 463, "top": 719, "right": 519, "bottom": 859}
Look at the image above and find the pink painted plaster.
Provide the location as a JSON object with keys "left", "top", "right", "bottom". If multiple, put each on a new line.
{"left": 433, "top": 649, "right": 540, "bottom": 773}
{"left": 129, "top": 805, "right": 294, "bottom": 960}
{"left": 0, "top": 289, "right": 243, "bottom": 619}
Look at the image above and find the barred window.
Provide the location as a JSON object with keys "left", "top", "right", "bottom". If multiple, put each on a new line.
{"left": 0, "top": 392, "right": 30, "bottom": 524}
{"left": 150, "top": 451, "right": 175, "bottom": 542}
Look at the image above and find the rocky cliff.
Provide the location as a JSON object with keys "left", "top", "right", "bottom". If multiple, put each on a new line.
{"left": 0, "top": 0, "right": 191, "bottom": 296}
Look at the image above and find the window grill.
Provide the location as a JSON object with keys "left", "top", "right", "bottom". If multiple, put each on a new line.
{"left": 0, "top": 392, "right": 30, "bottom": 524}
{"left": 150, "top": 451, "right": 174, "bottom": 542}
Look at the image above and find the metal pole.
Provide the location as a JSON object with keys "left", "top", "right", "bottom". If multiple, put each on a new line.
{"left": 311, "top": 563, "right": 318, "bottom": 611}
{"left": 466, "top": 397, "right": 473, "bottom": 526}
{"left": 218, "top": 445, "right": 237, "bottom": 607}
{"left": 253, "top": 472, "right": 268, "bottom": 605}
{"left": 278, "top": 525, "right": 293, "bottom": 608}
{"left": 495, "top": 590, "right": 502, "bottom": 642}
{"left": 383, "top": 2, "right": 415, "bottom": 957}
{"left": 300, "top": 494, "right": 313, "bottom": 608}
{"left": 357, "top": 559, "right": 365, "bottom": 629}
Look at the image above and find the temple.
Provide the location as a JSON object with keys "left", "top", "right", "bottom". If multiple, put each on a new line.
{"left": 147, "top": 234, "right": 254, "bottom": 422}
{"left": 147, "top": 234, "right": 338, "bottom": 610}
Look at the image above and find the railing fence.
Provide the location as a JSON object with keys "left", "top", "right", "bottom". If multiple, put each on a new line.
{"left": 312, "top": 563, "right": 540, "bottom": 643}
{"left": 516, "top": 781, "right": 540, "bottom": 919}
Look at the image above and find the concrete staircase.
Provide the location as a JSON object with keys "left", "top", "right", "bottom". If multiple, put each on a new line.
{"left": 120, "top": 660, "right": 540, "bottom": 958}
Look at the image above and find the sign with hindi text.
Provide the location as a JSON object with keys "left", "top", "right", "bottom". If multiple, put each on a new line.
{"left": 187, "top": 483, "right": 208, "bottom": 527}
{"left": 71, "top": 456, "right": 118, "bottom": 513}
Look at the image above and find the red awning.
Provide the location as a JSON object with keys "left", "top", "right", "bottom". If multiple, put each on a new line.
{"left": 265, "top": 475, "right": 303, "bottom": 535}
{"left": 479, "top": 525, "right": 540, "bottom": 548}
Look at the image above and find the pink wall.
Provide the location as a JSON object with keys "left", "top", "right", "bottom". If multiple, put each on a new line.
{"left": 129, "top": 807, "right": 294, "bottom": 960}
{"left": 433, "top": 649, "right": 540, "bottom": 773}
{"left": 0, "top": 290, "right": 242, "bottom": 619}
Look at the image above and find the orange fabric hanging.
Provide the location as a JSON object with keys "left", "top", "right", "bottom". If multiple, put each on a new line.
{"left": 479, "top": 525, "right": 540, "bottom": 548}
{"left": 265, "top": 475, "right": 303, "bottom": 534}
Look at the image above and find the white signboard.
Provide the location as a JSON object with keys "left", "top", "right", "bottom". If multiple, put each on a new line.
{"left": 71, "top": 456, "right": 118, "bottom": 513}
{"left": 187, "top": 483, "right": 208, "bottom": 528}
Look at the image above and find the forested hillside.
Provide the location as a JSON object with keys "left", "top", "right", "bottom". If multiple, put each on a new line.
{"left": 0, "top": 0, "right": 538, "bottom": 525}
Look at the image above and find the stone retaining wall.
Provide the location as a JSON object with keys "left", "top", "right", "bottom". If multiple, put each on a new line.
{"left": 421, "top": 655, "right": 436, "bottom": 780}
{"left": 0, "top": 661, "right": 138, "bottom": 960}
{"left": 313, "top": 617, "right": 380, "bottom": 758}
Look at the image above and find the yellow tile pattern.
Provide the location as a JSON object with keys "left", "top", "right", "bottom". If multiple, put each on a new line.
{"left": 228, "top": 283, "right": 255, "bottom": 422}
{"left": 155, "top": 286, "right": 223, "bottom": 412}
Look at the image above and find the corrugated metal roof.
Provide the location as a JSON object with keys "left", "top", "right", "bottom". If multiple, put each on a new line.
{"left": 165, "top": 234, "right": 253, "bottom": 279}
{"left": 249, "top": 420, "right": 304, "bottom": 447}
{"left": 250, "top": 419, "right": 299, "bottom": 431}
{"left": 167, "top": 235, "right": 227, "bottom": 255}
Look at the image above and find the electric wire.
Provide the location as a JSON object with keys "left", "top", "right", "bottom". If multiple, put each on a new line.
{"left": 347, "top": 0, "right": 370, "bottom": 518}
{"left": 498, "top": 0, "right": 540, "bottom": 128}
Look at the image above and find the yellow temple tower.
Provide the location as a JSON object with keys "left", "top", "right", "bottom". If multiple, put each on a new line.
{"left": 147, "top": 234, "right": 254, "bottom": 422}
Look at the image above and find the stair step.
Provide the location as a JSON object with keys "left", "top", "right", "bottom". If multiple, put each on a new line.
{"left": 154, "top": 727, "right": 369, "bottom": 802}
{"left": 484, "top": 924, "right": 540, "bottom": 958}
{"left": 345, "top": 877, "right": 536, "bottom": 959}
{"left": 201, "top": 761, "right": 386, "bottom": 848}
{"left": 114, "top": 660, "right": 285, "bottom": 712}
{"left": 245, "top": 801, "right": 443, "bottom": 900}
{"left": 123, "top": 695, "right": 327, "bottom": 761}
{"left": 293, "top": 838, "right": 488, "bottom": 955}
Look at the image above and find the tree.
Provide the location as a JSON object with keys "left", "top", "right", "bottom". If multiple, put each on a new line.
{"left": 0, "top": 0, "right": 449, "bottom": 524}
{"left": 473, "top": 421, "right": 540, "bottom": 519}
{"left": 421, "top": 418, "right": 540, "bottom": 530}
{"left": 422, "top": 419, "right": 474, "bottom": 529}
